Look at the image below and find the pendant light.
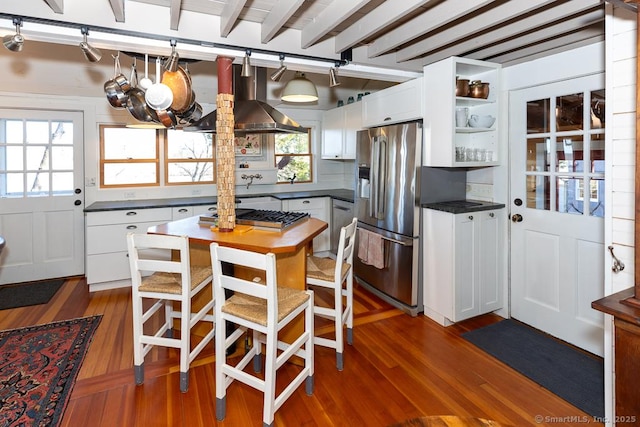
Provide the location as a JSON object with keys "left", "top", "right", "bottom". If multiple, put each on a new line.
{"left": 79, "top": 27, "right": 102, "bottom": 62}
{"left": 3, "top": 18, "right": 24, "bottom": 52}
{"left": 281, "top": 72, "right": 318, "bottom": 103}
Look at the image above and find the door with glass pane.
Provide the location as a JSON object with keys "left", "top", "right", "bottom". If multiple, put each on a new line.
{"left": 0, "top": 110, "right": 84, "bottom": 284}
{"left": 509, "top": 74, "right": 605, "bottom": 356}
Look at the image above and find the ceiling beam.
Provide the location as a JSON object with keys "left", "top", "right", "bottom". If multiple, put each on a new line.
{"left": 493, "top": 32, "right": 604, "bottom": 66}
{"left": 418, "top": 0, "right": 602, "bottom": 66}
{"left": 108, "top": 0, "right": 125, "bottom": 23}
{"left": 335, "top": 0, "right": 435, "bottom": 54}
{"left": 261, "top": 0, "right": 304, "bottom": 43}
{"left": 366, "top": 0, "right": 492, "bottom": 58}
{"left": 395, "top": 0, "right": 557, "bottom": 62}
{"left": 220, "top": 0, "right": 247, "bottom": 38}
{"left": 43, "top": 0, "right": 63, "bottom": 14}
{"left": 169, "top": 0, "right": 181, "bottom": 30}
{"left": 467, "top": 10, "right": 604, "bottom": 61}
{"left": 301, "top": 0, "right": 372, "bottom": 49}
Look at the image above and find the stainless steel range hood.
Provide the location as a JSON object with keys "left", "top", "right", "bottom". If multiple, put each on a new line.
{"left": 184, "top": 65, "right": 307, "bottom": 134}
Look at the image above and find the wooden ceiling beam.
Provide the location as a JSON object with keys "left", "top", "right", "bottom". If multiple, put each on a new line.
{"left": 169, "top": 0, "right": 181, "bottom": 30}
{"left": 395, "top": 0, "right": 558, "bottom": 62}
{"left": 420, "top": 0, "right": 602, "bottom": 65}
{"left": 261, "top": 0, "right": 304, "bottom": 43}
{"left": 301, "top": 0, "right": 372, "bottom": 49}
{"left": 108, "top": 0, "right": 125, "bottom": 23}
{"left": 43, "top": 0, "right": 63, "bottom": 14}
{"left": 220, "top": 0, "right": 247, "bottom": 38}
{"left": 335, "top": 0, "right": 434, "bottom": 54}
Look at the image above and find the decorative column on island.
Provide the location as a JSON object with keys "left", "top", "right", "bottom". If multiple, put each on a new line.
{"left": 216, "top": 56, "right": 236, "bottom": 231}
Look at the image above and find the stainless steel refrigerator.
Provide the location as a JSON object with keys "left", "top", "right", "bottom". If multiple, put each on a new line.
{"left": 354, "top": 121, "right": 422, "bottom": 316}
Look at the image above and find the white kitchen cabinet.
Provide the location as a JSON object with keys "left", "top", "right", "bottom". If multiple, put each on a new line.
{"left": 422, "top": 208, "right": 503, "bottom": 325}
{"left": 361, "top": 77, "right": 424, "bottom": 128}
{"left": 282, "top": 197, "right": 330, "bottom": 253}
{"left": 85, "top": 208, "right": 172, "bottom": 291}
{"left": 172, "top": 204, "right": 218, "bottom": 219}
{"left": 423, "top": 56, "right": 500, "bottom": 167}
{"left": 321, "top": 102, "right": 362, "bottom": 159}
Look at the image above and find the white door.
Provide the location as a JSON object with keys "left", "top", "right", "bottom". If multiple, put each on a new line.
{"left": 0, "top": 109, "right": 85, "bottom": 284}
{"left": 509, "top": 74, "right": 605, "bottom": 356}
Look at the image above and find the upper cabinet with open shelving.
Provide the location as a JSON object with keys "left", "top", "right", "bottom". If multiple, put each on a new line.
{"left": 423, "top": 57, "right": 501, "bottom": 167}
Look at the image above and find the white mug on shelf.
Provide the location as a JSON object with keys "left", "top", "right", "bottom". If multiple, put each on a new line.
{"left": 455, "top": 108, "right": 468, "bottom": 127}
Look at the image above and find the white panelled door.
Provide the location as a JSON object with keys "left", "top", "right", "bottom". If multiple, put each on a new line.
{"left": 509, "top": 74, "right": 605, "bottom": 356}
{"left": 0, "top": 110, "right": 85, "bottom": 284}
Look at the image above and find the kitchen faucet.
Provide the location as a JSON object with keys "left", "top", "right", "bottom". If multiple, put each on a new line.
{"left": 241, "top": 173, "right": 262, "bottom": 189}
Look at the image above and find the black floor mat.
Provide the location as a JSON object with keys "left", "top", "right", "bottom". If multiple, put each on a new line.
{"left": 0, "top": 279, "right": 65, "bottom": 310}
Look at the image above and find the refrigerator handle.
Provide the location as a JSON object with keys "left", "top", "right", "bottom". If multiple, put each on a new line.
{"left": 377, "top": 137, "right": 386, "bottom": 219}
{"left": 370, "top": 136, "right": 379, "bottom": 217}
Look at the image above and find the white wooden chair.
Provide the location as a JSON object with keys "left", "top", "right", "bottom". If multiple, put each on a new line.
{"left": 127, "top": 232, "right": 215, "bottom": 393}
{"left": 305, "top": 217, "right": 358, "bottom": 370}
{"left": 209, "top": 242, "right": 314, "bottom": 427}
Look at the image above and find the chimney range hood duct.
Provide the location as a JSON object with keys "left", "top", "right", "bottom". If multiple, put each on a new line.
{"left": 184, "top": 65, "right": 307, "bottom": 134}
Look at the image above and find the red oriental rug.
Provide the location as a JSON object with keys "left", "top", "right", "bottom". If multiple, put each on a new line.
{"left": 0, "top": 315, "right": 102, "bottom": 426}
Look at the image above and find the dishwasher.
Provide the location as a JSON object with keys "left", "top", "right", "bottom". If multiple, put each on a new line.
{"left": 331, "top": 199, "right": 354, "bottom": 255}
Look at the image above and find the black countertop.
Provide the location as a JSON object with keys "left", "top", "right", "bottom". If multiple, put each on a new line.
{"left": 84, "top": 189, "right": 355, "bottom": 213}
{"left": 421, "top": 199, "right": 505, "bottom": 214}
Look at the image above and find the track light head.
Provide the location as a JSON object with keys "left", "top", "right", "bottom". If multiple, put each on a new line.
{"left": 3, "top": 18, "right": 24, "bottom": 52}
{"left": 270, "top": 54, "right": 287, "bottom": 82}
{"left": 79, "top": 27, "right": 102, "bottom": 62}
{"left": 241, "top": 49, "right": 252, "bottom": 77}
{"left": 329, "top": 66, "right": 341, "bottom": 87}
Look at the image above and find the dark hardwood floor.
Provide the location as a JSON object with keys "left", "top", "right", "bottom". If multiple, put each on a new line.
{"left": 0, "top": 276, "right": 601, "bottom": 426}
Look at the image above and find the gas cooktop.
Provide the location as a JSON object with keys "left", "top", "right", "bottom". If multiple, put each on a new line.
{"left": 199, "top": 208, "right": 309, "bottom": 230}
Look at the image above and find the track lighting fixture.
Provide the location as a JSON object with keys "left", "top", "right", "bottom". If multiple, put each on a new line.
{"left": 79, "top": 27, "right": 102, "bottom": 62}
{"left": 281, "top": 71, "right": 318, "bottom": 103}
{"left": 241, "top": 49, "right": 252, "bottom": 77}
{"left": 3, "top": 18, "right": 24, "bottom": 52}
{"left": 270, "top": 54, "right": 287, "bottom": 82}
{"left": 329, "top": 65, "right": 341, "bottom": 87}
{"left": 163, "top": 39, "right": 179, "bottom": 72}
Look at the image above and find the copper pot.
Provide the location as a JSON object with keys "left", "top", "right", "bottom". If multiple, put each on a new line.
{"left": 455, "top": 78, "right": 470, "bottom": 97}
{"left": 469, "top": 80, "right": 490, "bottom": 99}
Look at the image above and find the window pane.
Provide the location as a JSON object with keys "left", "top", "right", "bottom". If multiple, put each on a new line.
{"left": 589, "top": 177, "right": 605, "bottom": 217}
{"left": 557, "top": 176, "right": 582, "bottom": 215}
{"left": 275, "top": 132, "right": 310, "bottom": 154}
{"left": 527, "top": 98, "right": 550, "bottom": 134}
{"left": 167, "top": 130, "right": 213, "bottom": 160}
{"left": 103, "top": 163, "right": 157, "bottom": 185}
{"left": 27, "top": 171, "right": 49, "bottom": 195}
{"left": 2, "top": 172, "right": 24, "bottom": 197}
{"left": 52, "top": 146, "right": 73, "bottom": 170}
{"left": 167, "top": 162, "right": 214, "bottom": 183}
{"left": 4, "top": 146, "right": 23, "bottom": 170}
{"left": 5, "top": 120, "right": 23, "bottom": 143}
{"left": 526, "top": 137, "right": 549, "bottom": 172}
{"left": 276, "top": 155, "right": 311, "bottom": 183}
{"left": 556, "top": 137, "right": 583, "bottom": 173}
{"left": 25, "top": 121, "right": 50, "bottom": 145}
{"left": 556, "top": 93, "right": 583, "bottom": 131}
{"left": 591, "top": 133, "right": 604, "bottom": 170}
{"left": 526, "top": 175, "right": 549, "bottom": 210}
{"left": 51, "top": 121, "right": 73, "bottom": 144}
{"left": 26, "top": 146, "right": 48, "bottom": 170}
{"left": 103, "top": 127, "right": 157, "bottom": 159}
{"left": 591, "top": 90, "right": 605, "bottom": 129}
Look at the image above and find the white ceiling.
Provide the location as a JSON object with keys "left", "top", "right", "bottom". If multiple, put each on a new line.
{"left": 0, "top": 0, "right": 633, "bottom": 109}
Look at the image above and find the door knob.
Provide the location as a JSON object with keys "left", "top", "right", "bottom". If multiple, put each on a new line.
{"left": 511, "top": 213, "right": 523, "bottom": 223}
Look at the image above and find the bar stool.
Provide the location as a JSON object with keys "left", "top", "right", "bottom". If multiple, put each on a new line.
{"left": 127, "top": 232, "right": 215, "bottom": 393}
{"left": 210, "top": 242, "right": 314, "bottom": 426}
{"left": 306, "top": 217, "right": 358, "bottom": 370}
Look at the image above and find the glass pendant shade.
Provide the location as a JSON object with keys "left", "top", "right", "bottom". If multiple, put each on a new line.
{"left": 281, "top": 72, "right": 318, "bottom": 102}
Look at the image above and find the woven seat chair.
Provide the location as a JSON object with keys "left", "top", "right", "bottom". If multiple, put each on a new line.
{"left": 306, "top": 217, "right": 357, "bottom": 370}
{"left": 209, "top": 242, "right": 314, "bottom": 427}
{"left": 127, "top": 232, "right": 215, "bottom": 393}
